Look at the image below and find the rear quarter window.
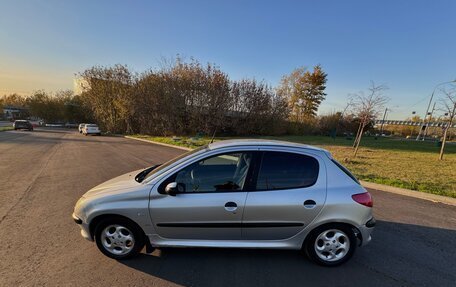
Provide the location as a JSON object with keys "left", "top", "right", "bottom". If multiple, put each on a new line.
{"left": 331, "top": 159, "right": 360, "bottom": 184}
{"left": 256, "top": 151, "right": 319, "bottom": 190}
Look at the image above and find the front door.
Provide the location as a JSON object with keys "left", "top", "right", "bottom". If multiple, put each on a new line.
{"left": 149, "top": 151, "right": 255, "bottom": 240}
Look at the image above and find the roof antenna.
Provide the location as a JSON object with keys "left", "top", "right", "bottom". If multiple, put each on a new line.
{"left": 210, "top": 128, "right": 217, "bottom": 144}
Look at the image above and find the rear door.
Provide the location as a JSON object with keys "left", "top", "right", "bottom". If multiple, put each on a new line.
{"left": 242, "top": 149, "right": 326, "bottom": 240}
{"left": 149, "top": 150, "right": 256, "bottom": 240}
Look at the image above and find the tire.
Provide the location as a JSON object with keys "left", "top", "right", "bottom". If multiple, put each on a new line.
{"left": 304, "top": 224, "right": 357, "bottom": 267}
{"left": 94, "top": 217, "right": 145, "bottom": 260}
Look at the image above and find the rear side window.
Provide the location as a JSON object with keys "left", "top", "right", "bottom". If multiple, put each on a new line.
{"left": 256, "top": 151, "right": 319, "bottom": 190}
{"left": 331, "top": 159, "right": 360, "bottom": 184}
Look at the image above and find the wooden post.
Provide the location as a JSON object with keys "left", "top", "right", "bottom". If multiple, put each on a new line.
{"left": 439, "top": 102, "right": 456, "bottom": 160}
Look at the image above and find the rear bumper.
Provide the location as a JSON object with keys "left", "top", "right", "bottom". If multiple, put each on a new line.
{"left": 72, "top": 213, "right": 93, "bottom": 241}
{"left": 358, "top": 217, "right": 375, "bottom": 246}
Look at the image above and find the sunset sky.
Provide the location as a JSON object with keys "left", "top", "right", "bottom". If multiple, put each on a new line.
{"left": 1, "top": 0, "right": 456, "bottom": 119}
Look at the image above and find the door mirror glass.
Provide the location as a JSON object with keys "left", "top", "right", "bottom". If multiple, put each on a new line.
{"left": 165, "top": 182, "right": 178, "bottom": 195}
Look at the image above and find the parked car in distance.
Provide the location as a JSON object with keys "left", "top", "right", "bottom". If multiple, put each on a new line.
{"left": 82, "top": 124, "right": 101, "bottom": 136}
{"left": 13, "top": 120, "right": 33, "bottom": 131}
{"left": 78, "top": 123, "right": 86, "bottom": 133}
{"left": 45, "top": 122, "right": 64, "bottom": 127}
{"left": 73, "top": 140, "right": 375, "bottom": 266}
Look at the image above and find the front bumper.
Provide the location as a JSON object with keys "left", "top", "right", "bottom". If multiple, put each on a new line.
{"left": 72, "top": 213, "right": 93, "bottom": 241}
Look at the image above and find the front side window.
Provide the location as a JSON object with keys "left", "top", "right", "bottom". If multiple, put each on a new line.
{"left": 171, "top": 152, "right": 254, "bottom": 193}
{"left": 143, "top": 146, "right": 208, "bottom": 182}
{"left": 256, "top": 151, "right": 319, "bottom": 190}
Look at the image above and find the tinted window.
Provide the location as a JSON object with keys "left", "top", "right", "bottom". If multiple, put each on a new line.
{"left": 172, "top": 152, "right": 253, "bottom": 193}
{"left": 256, "top": 152, "right": 319, "bottom": 190}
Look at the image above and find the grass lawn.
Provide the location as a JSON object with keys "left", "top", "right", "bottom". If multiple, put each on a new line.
{"left": 131, "top": 134, "right": 456, "bottom": 198}
{"left": 0, "top": 126, "right": 13, "bottom": 132}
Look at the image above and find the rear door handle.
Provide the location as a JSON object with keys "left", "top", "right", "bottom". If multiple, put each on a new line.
{"left": 303, "top": 200, "right": 316, "bottom": 209}
{"left": 224, "top": 201, "right": 238, "bottom": 212}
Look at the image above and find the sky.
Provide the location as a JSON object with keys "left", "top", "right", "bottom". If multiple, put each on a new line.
{"left": 1, "top": 0, "right": 456, "bottom": 119}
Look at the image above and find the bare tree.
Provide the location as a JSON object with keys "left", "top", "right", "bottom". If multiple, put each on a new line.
{"left": 438, "top": 87, "right": 456, "bottom": 160}
{"left": 349, "top": 82, "right": 389, "bottom": 157}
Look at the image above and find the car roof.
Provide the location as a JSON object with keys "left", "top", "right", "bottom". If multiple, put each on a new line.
{"left": 208, "top": 139, "right": 329, "bottom": 154}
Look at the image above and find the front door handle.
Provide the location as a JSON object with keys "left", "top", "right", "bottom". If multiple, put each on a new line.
{"left": 224, "top": 201, "right": 238, "bottom": 212}
{"left": 303, "top": 200, "right": 317, "bottom": 209}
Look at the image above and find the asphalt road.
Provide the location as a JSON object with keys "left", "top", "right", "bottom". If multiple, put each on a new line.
{"left": 0, "top": 129, "right": 455, "bottom": 287}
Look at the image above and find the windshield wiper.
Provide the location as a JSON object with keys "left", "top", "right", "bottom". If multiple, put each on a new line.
{"left": 135, "top": 164, "right": 161, "bottom": 183}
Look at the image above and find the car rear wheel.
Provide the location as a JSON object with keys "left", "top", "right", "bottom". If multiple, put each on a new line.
{"left": 305, "top": 224, "right": 356, "bottom": 266}
{"left": 94, "top": 217, "right": 145, "bottom": 260}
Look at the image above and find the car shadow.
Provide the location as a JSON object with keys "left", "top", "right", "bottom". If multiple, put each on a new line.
{"left": 118, "top": 220, "right": 456, "bottom": 287}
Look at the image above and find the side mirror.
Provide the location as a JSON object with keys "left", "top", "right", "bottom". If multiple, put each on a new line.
{"left": 165, "top": 182, "right": 178, "bottom": 196}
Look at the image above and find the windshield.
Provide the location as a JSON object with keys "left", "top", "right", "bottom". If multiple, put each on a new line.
{"left": 142, "top": 145, "right": 208, "bottom": 182}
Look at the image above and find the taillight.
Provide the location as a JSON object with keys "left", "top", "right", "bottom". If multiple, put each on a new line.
{"left": 352, "top": 192, "right": 373, "bottom": 207}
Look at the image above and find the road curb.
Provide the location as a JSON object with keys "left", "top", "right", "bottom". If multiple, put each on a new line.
{"left": 360, "top": 180, "right": 456, "bottom": 206}
{"left": 124, "top": 136, "right": 192, "bottom": 151}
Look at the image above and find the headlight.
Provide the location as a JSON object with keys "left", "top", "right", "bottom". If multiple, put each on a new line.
{"left": 74, "top": 196, "right": 88, "bottom": 221}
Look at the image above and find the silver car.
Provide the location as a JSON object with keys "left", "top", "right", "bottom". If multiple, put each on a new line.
{"left": 73, "top": 139, "right": 375, "bottom": 266}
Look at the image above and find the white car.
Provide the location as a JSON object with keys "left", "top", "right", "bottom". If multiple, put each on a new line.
{"left": 78, "top": 123, "right": 86, "bottom": 133}
{"left": 82, "top": 124, "right": 101, "bottom": 136}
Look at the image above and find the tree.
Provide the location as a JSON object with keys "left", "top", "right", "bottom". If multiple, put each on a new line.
{"left": 438, "top": 87, "right": 456, "bottom": 160}
{"left": 0, "top": 94, "right": 27, "bottom": 119}
{"left": 0, "top": 93, "right": 27, "bottom": 108}
{"left": 78, "top": 64, "right": 134, "bottom": 133}
{"left": 349, "top": 82, "right": 389, "bottom": 157}
{"left": 277, "top": 65, "right": 327, "bottom": 123}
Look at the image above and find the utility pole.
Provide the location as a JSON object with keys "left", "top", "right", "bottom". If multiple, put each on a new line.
{"left": 423, "top": 102, "right": 436, "bottom": 139}
{"left": 417, "top": 80, "right": 456, "bottom": 141}
{"left": 380, "top": 107, "right": 388, "bottom": 135}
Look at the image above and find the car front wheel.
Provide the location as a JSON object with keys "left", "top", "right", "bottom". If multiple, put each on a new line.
{"left": 305, "top": 224, "right": 356, "bottom": 266}
{"left": 94, "top": 217, "right": 145, "bottom": 260}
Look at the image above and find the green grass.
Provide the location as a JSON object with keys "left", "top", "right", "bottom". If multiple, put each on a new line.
{"left": 130, "top": 134, "right": 456, "bottom": 198}
{"left": 132, "top": 135, "right": 208, "bottom": 149}
{"left": 0, "top": 126, "right": 13, "bottom": 132}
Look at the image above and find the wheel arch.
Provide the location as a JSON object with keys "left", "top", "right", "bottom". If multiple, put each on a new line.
{"left": 89, "top": 214, "right": 147, "bottom": 241}
{"left": 302, "top": 222, "right": 362, "bottom": 250}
